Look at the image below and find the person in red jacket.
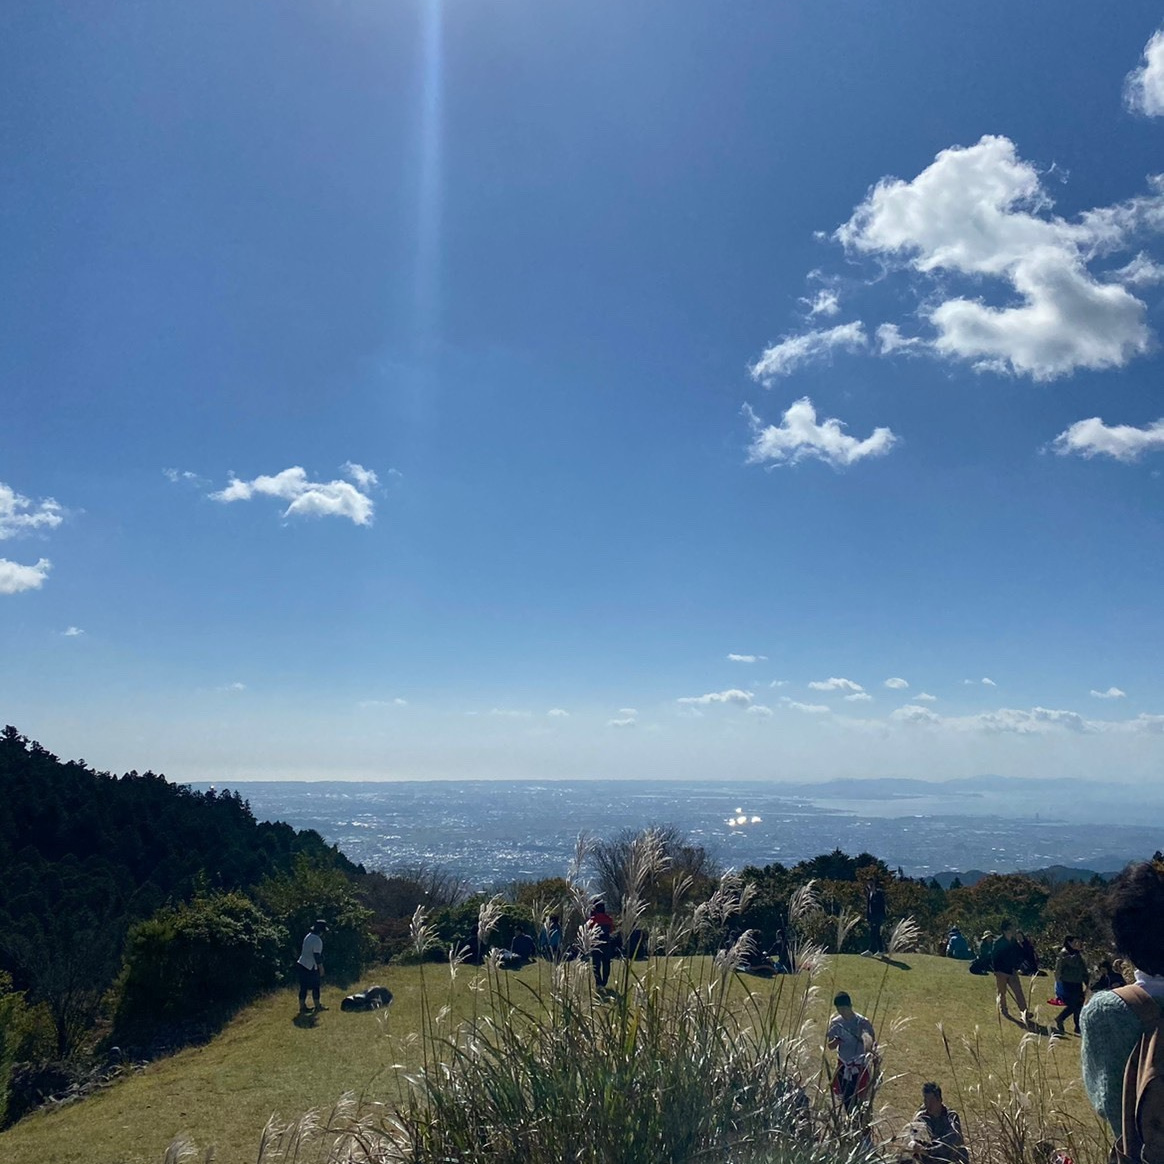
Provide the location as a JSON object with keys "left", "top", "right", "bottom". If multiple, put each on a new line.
{"left": 588, "top": 901, "right": 615, "bottom": 988}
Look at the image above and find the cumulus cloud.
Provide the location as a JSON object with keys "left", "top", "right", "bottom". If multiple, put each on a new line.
{"left": 893, "top": 703, "right": 1090, "bottom": 734}
{"left": 982, "top": 678, "right": 997, "bottom": 687}
{"left": 915, "top": 692, "right": 938, "bottom": 702}
{"left": 883, "top": 677, "right": 909, "bottom": 690}
{"left": 0, "top": 558, "right": 51, "bottom": 594}
{"left": 210, "top": 465, "right": 375, "bottom": 525}
{"left": 748, "top": 322, "right": 866, "bottom": 382}
{"left": 677, "top": 689, "right": 753, "bottom": 707}
{"left": 1051, "top": 416, "right": 1164, "bottom": 462}
{"left": 607, "top": 716, "right": 637, "bottom": 728}
{"left": 1091, "top": 687, "right": 1127, "bottom": 700}
{"left": 0, "top": 483, "right": 63, "bottom": 541}
{"left": 844, "top": 692, "right": 873, "bottom": 703}
{"left": 837, "top": 135, "right": 1158, "bottom": 380}
{"left": 891, "top": 703, "right": 942, "bottom": 725}
{"left": 547, "top": 708, "right": 570, "bottom": 717}
{"left": 743, "top": 400, "right": 897, "bottom": 470}
{"left": 746, "top": 705, "right": 774, "bottom": 717}
{"left": 1126, "top": 29, "right": 1164, "bottom": 117}
{"left": 808, "top": 677, "right": 865, "bottom": 693}
{"left": 727, "top": 653, "right": 767, "bottom": 663}
{"left": 63, "top": 626, "right": 85, "bottom": 636}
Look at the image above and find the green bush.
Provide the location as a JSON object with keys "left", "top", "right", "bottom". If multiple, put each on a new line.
{"left": 254, "top": 857, "right": 373, "bottom": 984}
{"left": 0, "top": 972, "right": 55, "bottom": 1127}
{"left": 113, "top": 892, "right": 285, "bottom": 1038}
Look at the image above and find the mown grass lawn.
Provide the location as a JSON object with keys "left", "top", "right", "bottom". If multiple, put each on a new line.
{"left": 0, "top": 954, "right": 1090, "bottom": 1164}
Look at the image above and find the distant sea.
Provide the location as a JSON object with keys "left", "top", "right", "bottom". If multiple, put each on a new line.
{"left": 196, "top": 777, "right": 1164, "bottom": 885}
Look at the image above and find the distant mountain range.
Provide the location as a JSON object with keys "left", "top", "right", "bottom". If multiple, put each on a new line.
{"left": 929, "top": 862, "right": 1125, "bottom": 889}
{"left": 777, "top": 774, "right": 1116, "bottom": 800}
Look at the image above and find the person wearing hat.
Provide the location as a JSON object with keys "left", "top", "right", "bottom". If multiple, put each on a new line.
{"left": 296, "top": 919, "right": 329, "bottom": 1012}
{"left": 827, "top": 991, "right": 878, "bottom": 1113}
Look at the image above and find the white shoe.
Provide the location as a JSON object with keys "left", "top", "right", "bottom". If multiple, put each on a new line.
{"left": 860, "top": 949, "right": 873, "bottom": 957}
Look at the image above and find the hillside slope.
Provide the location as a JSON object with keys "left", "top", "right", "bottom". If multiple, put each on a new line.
{"left": 0, "top": 954, "right": 1092, "bottom": 1164}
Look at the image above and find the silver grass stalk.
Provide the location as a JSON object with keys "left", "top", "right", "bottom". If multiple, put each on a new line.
{"left": 886, "top": 914, "right": 922, "bottom": 955}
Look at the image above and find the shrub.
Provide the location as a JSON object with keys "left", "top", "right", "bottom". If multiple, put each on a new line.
{"left": 0, "top": 972, "right": 54, "bottom": 1127}
{"left": 113, "top": 892, "right": 285, "bottom": 1041}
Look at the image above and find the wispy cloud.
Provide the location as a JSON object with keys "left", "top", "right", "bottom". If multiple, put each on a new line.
{"left": 726, "top": 653, "right": 767, "bottom": 663}
{"left": 209, "top": 465, "right": 376, "bottom": 525}
{"left": 607, "top": 716, "right": 637, "bottom": 728}
{"left": 782, "top": 699, "right": 831, "bottom": 714}
{"left": 749, "top": 321, "right": 866, "bottom": 382}
{"left": 62, "top": 626, "right": 85, "bottom": 637}
{"left": 844, "top": 692, "right": 873, "bottom": 703}
{"left": 341, "top": 462, "right": 379, "bottom": 490}
{"left": 883, "top": 677, "right": 909, "bottom": 690}
{"left": 743, "top": 400, "right": 897, "bottom": 470}
{"left": 358, "top": 698, "right": 409, "bottom": 708}
{"left": 746, "top": 705, "right": 773, "bottom": 717}
{"left": 547, "top": 708, "right": 570, "bottom": 717}
{"left": 0, "top": 483, "right": 64, "bottom": 541}
{"left": 963, "top": 677, "right": 997, "bottom": 687}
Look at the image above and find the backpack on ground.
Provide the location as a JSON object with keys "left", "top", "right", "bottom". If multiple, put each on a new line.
{"left": 1113, "top": 984, "right": 1164, "bottom": 1164}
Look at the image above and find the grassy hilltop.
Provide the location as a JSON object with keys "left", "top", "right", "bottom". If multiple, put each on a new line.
{"left": 0, "top": 952, "right": 1102, "bottom": 1164}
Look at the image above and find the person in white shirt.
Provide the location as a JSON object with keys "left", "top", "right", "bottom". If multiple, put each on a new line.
{"left": 297, "top": 919, "right": 328, "bottom": 1012}
{"left": 827, "top": 991, "right": 878, "bottom": 1113}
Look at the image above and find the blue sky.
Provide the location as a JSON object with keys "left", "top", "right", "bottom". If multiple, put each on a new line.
{"left": 5, "top": 1, "right": 1164, "bottom": 782}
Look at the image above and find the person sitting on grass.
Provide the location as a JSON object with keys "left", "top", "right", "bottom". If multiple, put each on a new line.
{"left": 907, "top": 1081, "right": 969, "bottom": 1164}
{"left": 1091, "top": 959, "right": 1126, "bottom": 993}
{"left": 990, "top": 921, "right": 1031, "bottom": 1026}
{"left": 1081, "top": 861, "right": 1164, "bottom": 1140}
{"left": 827, "top": 991, "right": 878, "bottom": 1113}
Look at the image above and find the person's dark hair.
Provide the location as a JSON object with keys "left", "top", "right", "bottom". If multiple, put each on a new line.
{"left": 1063, "top": 934, "right": 1078, "bottom": 947}
{"left": 313, "top": 919, "right": 328, "bottom": 932}
{"left": 1109, "top": 863, "right": 1164, "bottom": 975}
{"left": 834, "top": 991, "right": 851, "bottom": 1008}
{"left": 922, "top": 1081, "right": 942, "bottom": 1099}
{"left": 593, "top": 901, "right": 605, "bottom": 913}
{"left": 999, "top": 920, "right": 1013, "bottom": 935}
{"left": 1100, "top": 959, "right": 1114, "bottom": 971}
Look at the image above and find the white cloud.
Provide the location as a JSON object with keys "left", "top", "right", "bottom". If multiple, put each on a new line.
{"left": 0, "top": 483, "right": 63, "bottom": 541}
{"left": 607, "top": 716, "right": 637, "bottom": 728}
{"left": 844, "top": 692, "right": 873, "bottom": 703}
{"left": 769, "top": 679, "right": 789, "bottom": 688}
{"left": 838, "top": 135, "right": 1157, "bottom": 380}
{"left": 748, "top": 322, "right": 866, "bottom": 382}
{"left": 743, "top": 400, "right": 898, "bottom": 470}
{"left": 63, "top": 626, "right": 85, "bottom": 636}
{"left": 981, "top": 678, "right": 997, "bottom": 687}
{"left": 618, "top": 707, "right": 638, "bottom": 717}
{"left": 891, "top": 703, "right": 942, "bottom": 725}
{"left": 1109, "top": 253, "right": 1164, "bottom": 287}
{"left": 1051, "top": 415, "right": 1164, "bottom": 462}
{"left": 964, "top": 677, "right": 997, "bottom": 687}
{"left": 219, "top": 682, "right": 247, "bottom": 692}
{"left": 163, "top": 468, "right": 205, "bottom": 486}
{"left": 808, "top": 677, "right": 864, "bottom": 693}
{"left": 341, "top": 462, "right": 379, "bottom": 490}
{"left": 547, "top": 708, "right": 570, "bottom": 717}
{"left": 357, "top": 698, "right": 409, "bottom": 709}
{"left": 210, "top": 466, "right": 375, "bottom": 525}
{"left": 676, "top": 689, "right": 753, "bottom": 707}
{"left": 1091, "top": 687, "right": 1127, "bottom": 700}
{"left": 876, "top": 323, "right": 926, "bottom": 355}
{"left": 1126, "top": 29, "right": 1164, "bottom": 117}
{"left": 0, "top": 557, "right": 51, "bottom": 595}
{"left": 801, "top": 289, "right": 841, "bottom": 318}
{"left": 783, "top": 700, "right": 831, "bottom": 714}
{"left": 915, "top": 692, "right": 938, "bottom": 702}
{"left": 727, "top": 653, "right": 767, "bottom": 663}
{"left": 746, "top": 705, "right": 773, "bottom": 717}
{"left": 883, "top": 677, "right": 909, "bottom": 690}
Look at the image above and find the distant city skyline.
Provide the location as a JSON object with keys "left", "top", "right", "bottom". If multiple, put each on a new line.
{"left": 5, "top": 3, "right": 1164, "bottom": 782}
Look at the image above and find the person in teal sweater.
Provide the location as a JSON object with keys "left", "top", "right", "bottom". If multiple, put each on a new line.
{"left": 1081, "top": 862, "right": 1164, "bottom": 1135}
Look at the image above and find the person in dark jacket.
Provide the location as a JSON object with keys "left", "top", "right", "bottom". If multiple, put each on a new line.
{"left": 991, "top": 921, "right": 1030, "bottom": 1025}
{"left": 1015, "top": 930, "right": 1040, "bottom": 976}
{"left": 1090, "top": 959, "right": 1126, "bottom": 992}
{"left": 587, "top": 901, "right": 615, "bottom": 988}
{"left": 863, "top": 881, "right": 888, "bottom": 957}
{"left": 1053, "top": 935, "right": 1088, "bottom": 1036}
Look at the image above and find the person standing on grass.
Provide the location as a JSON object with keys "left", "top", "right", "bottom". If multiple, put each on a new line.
{"left": 1081, "top": 862, "right": 1164, "bottom": 1143}
{"left": 1053, "top": 935, "right": 1088, "bottom": 1037}
{"left": 296, "top": 919, "right": 328, "bottom": 1012}
{"left": 587, "top": 900, "right": 614, "bottom": 988}
{"left": 827, "top": 991, "right": 877, "bottom": 1113}
{"left": 990, "top": 920, "right": 1030, "bottom": 1026}
{"left": 862, "top": 880, "right": 887, "bottom": 957}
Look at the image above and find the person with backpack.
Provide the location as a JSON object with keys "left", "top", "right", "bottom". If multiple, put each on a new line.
{"left": 990, "top": 921, "right": 1031, "bottom": 1026}
{"left": 1053, "top": 936, "right": 1088, "bottom": 1037}
{"left": 1081, "top": 861, "right": 1164, "bottom": 1160}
